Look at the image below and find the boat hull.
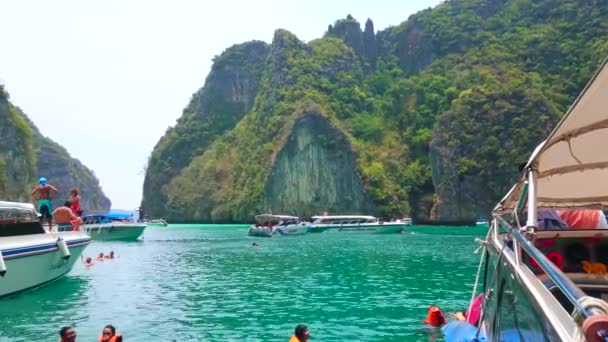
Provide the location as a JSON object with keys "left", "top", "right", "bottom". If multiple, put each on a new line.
{"left": 310, "top": 223, "right": 406, "bottom": 234}
{"left": 147, "top": 220, "right": 168, "bottom": 227}
{"left": 273, "top": 225, "right": 308, "bottom": 236}
{"left": 0, "top": 232, "right": 90, "bottom": 299}
{"left": 83, "top": 224, "right": 146, "bottom": 241}
{"left": 247, "top": 226, "right": 273, "bottom": 237}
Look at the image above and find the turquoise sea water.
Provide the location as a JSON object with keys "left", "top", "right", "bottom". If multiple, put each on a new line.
{"left": 0, "top": 225, "right": 488, "bottom": 341}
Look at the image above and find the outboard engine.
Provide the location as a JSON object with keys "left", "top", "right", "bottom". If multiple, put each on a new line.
{"left": 0, "top": 250, "right": 6, "bottom": 277}
{"left": 56, "top": 237, "right": 71, "bottom": 260}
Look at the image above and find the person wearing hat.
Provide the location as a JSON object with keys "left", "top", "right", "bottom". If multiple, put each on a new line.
{"left": 31, "top": 177, "right": 58, "bottom": 231}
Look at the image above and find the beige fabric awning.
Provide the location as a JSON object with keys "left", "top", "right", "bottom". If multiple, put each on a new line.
{"left": 498, "top": 57, "right": 608, "bottom": 212}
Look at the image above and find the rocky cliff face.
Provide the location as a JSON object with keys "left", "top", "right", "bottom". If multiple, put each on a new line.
{"left": 263, "top": 112, "right": 370, "bottom": 217}
{"left": 326, "top": 17, "right": 378, "bottom": 67}
{"left": 0, "top": 88, "right": 36, "bottom": 201}
{"left": 429, "top": 67, "right": 559, "bottom": 220}
{"left": 0, "top": 85, "right": 110, "bottom": 211}
{"left": 144, "top": 0, "right": 608, "bottom": 223}
{"left": 142, "top": 41, "right": 269, "bottom": 218}
{"left": 34, "top": 133, "right": 111, "bottom": 212}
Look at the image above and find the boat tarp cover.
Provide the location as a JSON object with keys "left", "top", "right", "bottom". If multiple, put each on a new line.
{"left": 254, "top": 214, "right": 298, "bottom": 222}
{"left": 499, "top": 57, "right": 608, "bottom": 211}
{"left": 83, "top": 212, "right": 131, "bottom": 219}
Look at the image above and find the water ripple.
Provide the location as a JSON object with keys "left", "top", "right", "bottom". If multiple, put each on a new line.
{"left": 0, "top": 225, "right": 484, "bottom": 341}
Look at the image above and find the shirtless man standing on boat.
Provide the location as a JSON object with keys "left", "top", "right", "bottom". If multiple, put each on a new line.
{"left": 31, "top": 177, "right": 58, "bottom": 231}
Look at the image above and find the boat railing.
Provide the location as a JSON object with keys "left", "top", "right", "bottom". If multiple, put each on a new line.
{"left": 494, "top": 215, "right": 607, "bottom": 322}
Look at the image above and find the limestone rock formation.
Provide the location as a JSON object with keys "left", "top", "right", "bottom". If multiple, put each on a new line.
{"left": 143, "top": 41, "right": 269, "bottom": 217}
{"left": 143, "top": 0, "right": 608, "bottom": 222}
{"left": 0, "top": 88, "right": 36, "bottom": 201}
{"left": 0, "top": 86, "right": 110, "bottom": 211}
{"left": 263, "top": 112, "right": 370, "bottom": 217}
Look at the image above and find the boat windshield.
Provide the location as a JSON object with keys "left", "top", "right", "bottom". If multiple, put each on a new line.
{"left": 0, "top": 207, "right": 45, "bottom": 237}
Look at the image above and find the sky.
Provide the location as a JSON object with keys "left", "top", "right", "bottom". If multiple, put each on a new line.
{"left": 0, "top": 0, "right": 442, "bottom": 210}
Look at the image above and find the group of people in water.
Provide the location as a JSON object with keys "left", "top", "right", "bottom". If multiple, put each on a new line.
{"left": 57, "top": 323, "right": 307, "bottom": 341}
{"left": 84, "top": 251, "right": 117, "bottom": 266}
{"left": 31, "top": 177, "right": 83, "bottom": 231}
{"left": 58, "top": 325, "right": 122, "bottom": 342}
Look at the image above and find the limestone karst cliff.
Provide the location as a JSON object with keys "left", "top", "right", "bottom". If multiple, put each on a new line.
{"left": 0, "top": 86, "right": 110, "bottom": 212}
{"left": 144, "top": 0, "right": 608, "bottom": 222}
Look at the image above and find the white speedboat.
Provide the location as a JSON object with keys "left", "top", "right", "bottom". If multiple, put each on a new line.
{"left": 147, "top": 219, "right": 168, "bottom": 227}
{"left": 0, "top": 201, "right": 90, "bottom": 299}
{"left": 475, "top": 219, "right": 488, "bottom": 226}
{"left": 81, "top": 213, "right": 146, "bottom": 241}
{"left": 444, "top": 57, "right": 608, "bottom": 341}
{"left": 308, "top": 215, "right": 407, "bottom": 233}
{"left": 248, "top": 214, "right": 309, "bottom": 237}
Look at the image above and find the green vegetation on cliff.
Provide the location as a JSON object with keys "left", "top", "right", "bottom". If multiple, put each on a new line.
{"left": 0, "top": 87, "right": 37, "bottom": 200}
{"left": 144, "top": 0, "right": 608, "bottom": 222}
{"left": 0, "top": 85, "right": 111, "bottom": 211}
{"left": 143, "top": 41, "right": 269, "bottom": 218}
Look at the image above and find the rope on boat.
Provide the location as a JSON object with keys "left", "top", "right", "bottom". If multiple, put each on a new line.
{"left": 468, "top": 226, "right": 491, "bottom": 324}
{"left": 573, "top": 296, "right": 608, "bottom": 325}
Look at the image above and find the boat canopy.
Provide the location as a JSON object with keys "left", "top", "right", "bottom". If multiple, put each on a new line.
{"left": 497, "top": 57, "right": 608, "bottom": 212}
{"left": 311, "top": 215, "right": 379, "bottom": 224}
{"left": 0, "top": 201, "right": 36, "bottom": 211}
{"left": 254, "top": 214, "right": 299, "bottom": 223}
{"left": 311, "top": 215, "right": 376, "bottom": 220}
{"left": 0, "top": 201, "right": 39, "bottom": 223}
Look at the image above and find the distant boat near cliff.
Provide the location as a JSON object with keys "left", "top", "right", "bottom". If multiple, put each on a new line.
{"left": 248, "top": 214, "right": 309, "bottom": 237}
{"left": 146, "top": 219, "right": 168, "bottom": 227}
{"left": 81, "top": 213, "right": 147, "bottom": 241}
{"left": 308, "top": 215, "right": 409, "bottom": 234}
{"left": 475, "top": 218, "right": 489, "bottom": 226}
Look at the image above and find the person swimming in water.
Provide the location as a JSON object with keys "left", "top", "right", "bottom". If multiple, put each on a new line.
{"left": 84, "top": 257, "right": 94, "bottom": 267}
{"left": 31, "top": 177, "right": 58, "bottom": 231}
{"left": 289, "top": 324, "right": 310, "bottom": 342}
{"left": 97, "top": 252, "right": 105, "bottom": 261}
{"left": 105, "top": 251, "right": 116, "bottom": 259}
{"left": 99, "top": 324, "right": 122, "bottom": 342}
{"left": 58, "top": 326, "right": 76, "bottom": 342}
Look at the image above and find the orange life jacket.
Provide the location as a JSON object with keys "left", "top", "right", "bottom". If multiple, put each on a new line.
{"left": 288, "top": 336, "right": 301, "bottom": 342}
{"left": 423, "top": 306, "right": 446, "bottom": 326}
{"left": 98, "top": 334, "right": 121, "bottom": 342}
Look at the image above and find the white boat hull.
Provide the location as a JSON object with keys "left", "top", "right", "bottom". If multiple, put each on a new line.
{"left": 314, "top": 222, "right": 406, "bottom": 234}
{"left": 248, "top": 224, "right": 309, "bottom": 237}
{"left": 248, "top": 226, "right": 273, "bottom": 237}
{"left": 273, "top": 224, "right": 308, "bottom": 236}
{"left": 82, "top": 223, "right": 146, "bottom": 241}
{"left": 0, "top": 232, "right": 90, "bottom": 299}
